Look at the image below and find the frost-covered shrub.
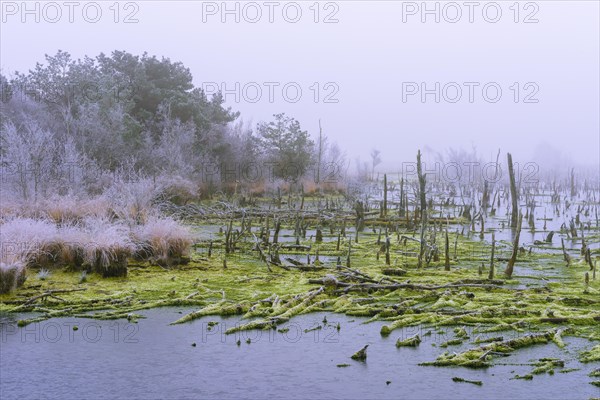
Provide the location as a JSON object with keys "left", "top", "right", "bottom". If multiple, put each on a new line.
{"left": 104, "top": 177, "right": 163, "bottom": 225}
{"left": 156, "top": 176, "right": 198, "bottom": 205}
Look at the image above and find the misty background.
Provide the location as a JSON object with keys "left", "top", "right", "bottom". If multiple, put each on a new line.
{"left": 1, "top": 0, "right": 599, "bottom": 174}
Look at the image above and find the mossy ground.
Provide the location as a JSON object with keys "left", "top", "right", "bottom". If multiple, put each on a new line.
{"left": 1, "top": 209, "right": 599, "bottom": 369}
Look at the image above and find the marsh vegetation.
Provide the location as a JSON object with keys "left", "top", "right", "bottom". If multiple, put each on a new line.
{"left": 1, "top": 52, "right": 599, "bottom": 397}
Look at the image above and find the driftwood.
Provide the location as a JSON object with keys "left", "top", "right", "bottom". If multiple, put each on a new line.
{"left": 336, "top": 264, "right": 400, "bottom": 285}
{"left": 400, "top": 235, "right": 420, "bottom": 243}
{"left": 540, "top": 317, "right": 569, "bottom": 324}
{"left": 283, "top": 257, "right": 326, "bottom": 271}
{"left": 252, "top": 233, "right": 272, "bottom": 272}
{"left": 280, "top": 244, "right": 312, "bottom": 251}
{"left": 15, "top": 288, "right": 88, "bottom": 309}
{"left": 351, "top": 344, "right": 369, "bottom": 361}
{"left": 308, "top": 276, "right": 513, "bottom": 293}
{"left": 382, "top": 268, "right": 407, "bottom": 277}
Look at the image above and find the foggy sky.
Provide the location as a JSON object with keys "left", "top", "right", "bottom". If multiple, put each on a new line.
{"left": 1, "top": 1, "right": 599, "bottom": 173}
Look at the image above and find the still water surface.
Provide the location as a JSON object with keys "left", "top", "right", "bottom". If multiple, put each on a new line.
{"left": 1, "top": 309, "right": 598, "bottom": 399}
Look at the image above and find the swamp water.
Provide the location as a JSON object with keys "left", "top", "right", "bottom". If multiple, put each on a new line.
{"left": 1, "top": 309, "right": 598, "bottom": 399}
{"left": 2, "top": 186, "right": 599, "bottom": 399}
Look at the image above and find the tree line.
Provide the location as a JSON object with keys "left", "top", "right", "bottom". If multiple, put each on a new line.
{"left": 0, "top": 50, "right": 347, "bottom": 201}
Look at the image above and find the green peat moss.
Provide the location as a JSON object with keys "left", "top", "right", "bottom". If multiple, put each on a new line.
{"left": 1, "top": 217, "right": 598, "bottom": 371}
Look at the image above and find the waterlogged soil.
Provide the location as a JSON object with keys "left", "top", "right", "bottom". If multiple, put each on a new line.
{"left": 1, "top": 309, "right": 598, "bottom": 400}
{"left": 1, "top": 202, "right": 599, "bottom": 399}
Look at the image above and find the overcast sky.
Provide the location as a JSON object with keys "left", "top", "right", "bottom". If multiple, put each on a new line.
{"left": 1, "top": 1, "right": 599, "bottom": 172}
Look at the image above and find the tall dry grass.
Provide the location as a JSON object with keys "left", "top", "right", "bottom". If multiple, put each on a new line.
{"left": 0, "top": 212, "right": 194, "bottom": 291}
{"left": 133, "top": 216, "right": 192, "bottom": 267}
{"left": 0, "top": 218, "right": 57, "bottom": 293}
{"left": 0, "top": 257, "right": 26, "bottom": 294}
{"left": 0, "top": 176, "right": 197, "bottom": 291}
{"left": 81, "top": 217, "right": 135, "bottom": 277}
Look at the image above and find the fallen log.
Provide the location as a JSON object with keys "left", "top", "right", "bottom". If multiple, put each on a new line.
{"left": 382, "top": 268, "right": 407, "bottom": 276}
{"left": 307, "top": 277, "right": 516, "bottom": 293}
{"left": 281, "top": 244, "right": 312, "bottom": 251}
{"left": 283, "top": 258, "right": 326, "bottom": 271}
{"left": 14, "top": 288, "right": 88, "bottom": 309}
{"left": 421, "top": 328, "right": 568, "bottom": 368}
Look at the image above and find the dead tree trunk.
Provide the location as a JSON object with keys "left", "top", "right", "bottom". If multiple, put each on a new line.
{"left": 488, "top": 232, "right": 495, "bottom": 280}
{"left": 399, "top": 178, "right": 405, "bottom": 217}
{"left": 316, "top": 120, "right": 323, "bottom": 185}
{"left": 585, "top": 248, "right": 594, "bottom": 271}
{"left": 570, "top": 168, "right": 576, "bottom": 197}
{"left": 273, "top": 218, "right": 281, "bottom": 244}
{"left": 444, "top": 229, "right": 450, "bottom": 271}
{"left": 346, "top": 239, "right": 352, "bottom": 268}
{"left": 383, "top": 173, "right": 388, "bottom": 217}
{"left": 355, "top": 201, "right": 365, "bottom": 233}
{"left": 561, "top": 238, "right": 571, "bottom": 266}
{"left": 507, "top": 153, "right": 519, "bottom": 229}
{"left": 385, "top": 236, "right": 391, "bottom": 265}
{"left": 225, "top": 219, "right": 234, "bottom": 253}
{"left": 316, "top": 228, "right": 323, "bottom": 243}
{"left": 482, "top": 181, "right": 489, "bottom": 210}
{"left": 417, "top": 150, "right": 427, "bottom": 268}
{"left": 504, "top": 213, "right": 522, "bottom": 278}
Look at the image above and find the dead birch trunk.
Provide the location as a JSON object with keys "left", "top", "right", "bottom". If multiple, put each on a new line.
{"left": 488, "top": 232, "right": 495, "bottom": 280}
{"left": 383, "top": 173, "right": 387, "bottom": 217}
{"left": 504, "top": 213, "right": 522, "bottom": 278}
{"left": 417, "top": 150, "right": 427, "bottom": 268}
{"left": 507, "top": 153, "right": 519, "bottom": 229}
{"left": 444, "top": 229, "right": 450, "bottom": 271}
